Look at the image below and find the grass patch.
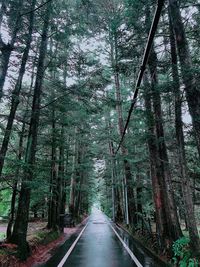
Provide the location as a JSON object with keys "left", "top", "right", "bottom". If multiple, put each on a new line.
{"left": 0, "top": 232, "right": 5, "bottom": 240}
{"left": 0, "top": 249, "right": 7, "bottom": 255}
{"left": 33, "top": 230, "right": 60, "bottom": 246}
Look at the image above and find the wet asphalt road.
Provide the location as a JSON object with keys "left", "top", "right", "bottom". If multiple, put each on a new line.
{"left": 61, "top": 210, "right": 136, "bottom": 267}
{"left": 43, "top": 209, "right": 166, "bottom": 267}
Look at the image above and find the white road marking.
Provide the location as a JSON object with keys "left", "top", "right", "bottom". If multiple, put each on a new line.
{"left": 109, "top": 224, "right": 143, "bottom": 267}
{"left": 57, "top": 222, "right": 89, "bottom": 267}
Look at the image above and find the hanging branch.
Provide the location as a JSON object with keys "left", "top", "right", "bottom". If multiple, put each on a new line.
{"left": 20, "top": 0, "right": 53, "bottom": 16}
{"left": 115, "top": 0, "right": 165, "bottom": 154}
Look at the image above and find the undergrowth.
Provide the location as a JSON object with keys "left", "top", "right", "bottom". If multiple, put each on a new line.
{"left": 172, "top": 237, "right": 199, "bottom": 267}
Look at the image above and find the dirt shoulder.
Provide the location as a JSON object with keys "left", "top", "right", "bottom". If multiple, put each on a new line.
{"left": 0, "top": 217, "right": 88, "bottom": 267}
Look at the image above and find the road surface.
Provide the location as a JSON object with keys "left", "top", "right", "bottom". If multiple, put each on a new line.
{"left": 44, "top": 210, "right": 165, "bottom": 267}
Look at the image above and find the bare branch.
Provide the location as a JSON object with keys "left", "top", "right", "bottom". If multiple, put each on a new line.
{"left": 20, "top": 0, "right": 53, "bottom": 17}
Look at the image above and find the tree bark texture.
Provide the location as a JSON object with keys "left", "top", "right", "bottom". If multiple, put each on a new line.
{"left": 10, "top": 2, "right": 52, "bottom": 259}
{"left": 0, "top": 0, "right": 36, "bottom": 178}
{"left": 143, "top": 74, "right": 170, "bottom": 250}
{"left": 111, "top": 34, "right": 137, "bottom": 226}
{"left": 168, "top": 0, "right": 200, "bottom": 157}
{"left": 148, "top": 47, "right": 182, "bottom": 242}
{"left": 169, "top": 14, "right": 200, "bottom": 253}
{"left": 0, "top": 0, "right": 23, "bottom": 99}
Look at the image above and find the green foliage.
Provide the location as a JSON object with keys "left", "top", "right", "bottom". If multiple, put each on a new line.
{"left": 101, "top": 204, "right": 112, "bottom": 218}
{"left": 172, "top": 237, "right": 198, "bottom": 267}
{"left": 0, "top": 189, "right": 12, "bottom": 217}
{"left": 34, "top": 230, "right": 60, "bottom": 245}
{"left": 0, "top": 232, "right": 5, "bottom": 240}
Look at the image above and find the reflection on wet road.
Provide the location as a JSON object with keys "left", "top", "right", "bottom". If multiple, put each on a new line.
{"left": 60, "top": 210, "right": 137, "bottom": 267}
{"left": 44, "top": 209, "right": 166, "bottom": 267}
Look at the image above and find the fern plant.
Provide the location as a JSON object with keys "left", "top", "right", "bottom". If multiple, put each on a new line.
{"left": 172, "top": 237, "right": 198, "bottom": 267}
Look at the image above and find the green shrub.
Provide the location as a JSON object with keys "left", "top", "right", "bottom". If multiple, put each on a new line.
{"left": 0, "top": 232, "right": 5, "bottom": 240}
{"left": 38, "top": 230, "right": 60, "bottom": 245}
{"left": 172, "top": 237, "right": 198, "bottom": 267}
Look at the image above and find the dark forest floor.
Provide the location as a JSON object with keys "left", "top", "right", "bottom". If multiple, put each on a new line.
{"left": 0, "top": 218, "right": 87, "bottom": 267}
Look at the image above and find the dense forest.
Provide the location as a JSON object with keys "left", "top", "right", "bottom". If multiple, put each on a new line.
{"left": 0, "top": 0, "right": 200, "bottom": 265}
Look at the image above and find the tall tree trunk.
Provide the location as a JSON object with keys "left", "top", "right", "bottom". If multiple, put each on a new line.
{"left": 136, "top": 175, "right": 143, "bottom": 228}
{"left": 145, "top": 3, "right": 182, "bottom": 243}
{"left": 116, "top": 158, "right": 125, "bottom": 221}
{"left": 148, "top": 47, "right": 182, "bottom": 242}
{"left": 6, "top": 52, "right": 37, "bottom": 240}
{"left": 74, "top": 164, "right": 84, "bottom": 218}
{"left": 168, "top": 0, "right": 200, "bottom": 156}
{"left": 69, "top": 127, "right": 78, "bottom": 217}
{"left": 169, "top": 14, "right": 200, "bottom": 253}
{"left": 74, "top": 139, "right": 82, "bottom": 218}
{"left": 111, "top": 33, "right": 137, "bottom": 226}
{"left": 143, "top": 75, "right": 170, "bottom": 251}
{"left": 6, "top": 113, "right": 27, "bottom": 240}
{"left": 106, "top": 106, "right": 123, "bottom": 222}
{"left": 10, "top": 2, "right": 52, "bottom": 259}
{"left": 55, "top": 125, "right": 66, "bottom": 230}
{"left": 109, "top": 140, "right": 116, "bottom": 222}
{"left": 6, "top": 181, "right": 18, "bottom": 240}
{"left": 59, "top": 72, "right": 68, "bottom": 230}
{"left": 0, "top": 0, "right": 36, "bottom": 178}
{"left": 0, "top": 0, "right": 23, "bottom": 99}
{"left": 58, "top": 125, "right": 66, "bottom": 231}
{"left": 0, "top": 0, "right": 6, "bottom": 29}
{"left": 47, "top": 105, "right": 58, "bottom": 230}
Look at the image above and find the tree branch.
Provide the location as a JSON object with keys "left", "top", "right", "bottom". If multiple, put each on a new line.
{"left": 20, "top": 0, "right": 53, "bottom": 17}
